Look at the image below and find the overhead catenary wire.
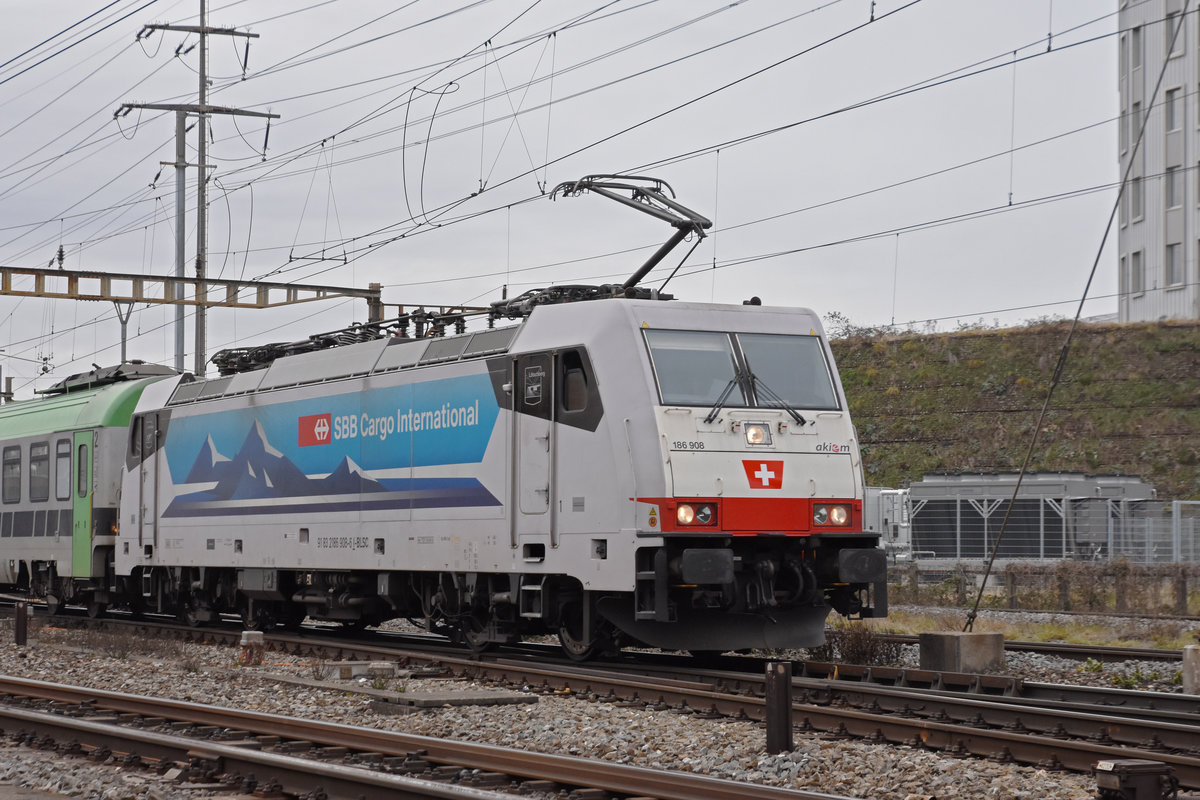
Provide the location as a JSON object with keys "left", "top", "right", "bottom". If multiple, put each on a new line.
{"left": 5, "top": 0, "right": 1107, "bottom": 268}
{"left": 0, "top": 0, "right": 162, "bottom": 88}
{"left": 0, "top": 2, "right": 1135, "bottom": 387}
{"left": 1, "top": 158, "right": 1126, "bottom": 375}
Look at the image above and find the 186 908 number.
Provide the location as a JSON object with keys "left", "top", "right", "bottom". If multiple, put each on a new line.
{"left": 672, "top": 441, "right": 705, "bottom": 450}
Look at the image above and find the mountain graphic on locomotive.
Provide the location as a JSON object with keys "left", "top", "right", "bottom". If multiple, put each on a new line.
{"left": 0, "top": 176, "right": 886, "bottom": 658}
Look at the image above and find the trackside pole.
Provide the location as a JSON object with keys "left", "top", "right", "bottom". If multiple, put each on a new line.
{"left": 14, "top": 601, "right": 27, "bottom": 648}
{"left": 765, "top": 661, "right": 793, "bottom": 754}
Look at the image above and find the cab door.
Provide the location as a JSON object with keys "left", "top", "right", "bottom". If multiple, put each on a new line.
{"left": 71, "top": 431, "right": 92, "bottom": 577}
{"left": 135, "top": 414, "right": 159, "bottom": 548}
{"left": 512, "top": 353, "right": 555, "bottom": 544}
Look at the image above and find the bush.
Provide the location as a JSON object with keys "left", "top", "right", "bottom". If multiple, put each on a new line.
{"left": 806, "top": 621, "right": 902, "bottom": 666}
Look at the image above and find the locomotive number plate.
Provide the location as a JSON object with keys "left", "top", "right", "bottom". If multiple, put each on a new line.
{"left": 316, "top": 536, "right": 370, "bottom": 550}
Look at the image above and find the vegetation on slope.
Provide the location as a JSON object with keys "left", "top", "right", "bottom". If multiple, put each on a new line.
{"left": 828, "top": 320, "right": 1200, "bottom": 499}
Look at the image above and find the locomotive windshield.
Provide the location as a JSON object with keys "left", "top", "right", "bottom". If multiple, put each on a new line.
{"left": 643, "top": 330, "right": 745, "bottom": 405}
{"left": 644, "top": 329, "right": 839, "bottom": 410}
{"left": 739, "top": 333, "right": 839, "bottom": 410}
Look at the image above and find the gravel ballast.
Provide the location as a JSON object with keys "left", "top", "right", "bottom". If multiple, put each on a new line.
{"left": 0, "top": 617, "right": 1163, "bottom": 800}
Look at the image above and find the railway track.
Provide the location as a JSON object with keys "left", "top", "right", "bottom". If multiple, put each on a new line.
{"left": 18, "top": 610, "right": 1200, "bottom": 790}
{"left": 877, "top": 632, "right": 1185, "bottom": 663}
{"left": 0, "top": 675, "right": 854, "bottom": 800}
{"left": 12, "top": 596, "right": 1191, "bottom": 663}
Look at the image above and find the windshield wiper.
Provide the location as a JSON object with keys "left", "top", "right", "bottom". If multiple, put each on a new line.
{"left": 704, "top": 373, "right": 743, "bottom": 424}
{"left": 749, "top": 373, "right": 807, "bottom": 427}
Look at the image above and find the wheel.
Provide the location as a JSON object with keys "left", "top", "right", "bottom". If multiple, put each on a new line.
{"left": 85, "top": 601, "right": 107, "bottom": 619}
{"left": 44, "top": 594, "right": 61, "bottom": 616}
{"left": 241, "top": 603, "right": 277, "bottom": 631}
{"left": 557, "top": 602, "right": 605, "bottom": 662}
{"left": 461, "top": 615, "right": 495, "bottom": 654}
{"left": 179, "top": 601, "right": 205, "bottom": 628}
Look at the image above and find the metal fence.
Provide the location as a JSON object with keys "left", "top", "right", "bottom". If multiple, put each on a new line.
{"left": 906, "top": 498, "right": 1200, "bottom": 564}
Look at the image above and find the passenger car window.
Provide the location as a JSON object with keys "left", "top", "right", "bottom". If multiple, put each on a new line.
{"left": 55, "top": 440, "right": 71, "bottom": 501}
{"left": 29, "top": 442, "right": 49, "bottom": 502}
{"left": 77, "top": 444, "right": 89, "bottom": 498}
{"left": 1, "top": 447, "right": 19, "bottom": 504}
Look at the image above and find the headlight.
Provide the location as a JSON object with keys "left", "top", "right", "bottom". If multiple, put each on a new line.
{"left": 745, "top": 423, "right": 772, "bottom": 446}
{"left": 814, "top": 504, "right": 851, "bottom": 526}
{"left": 676, "top": 503, "right": 715, "bottom": 526}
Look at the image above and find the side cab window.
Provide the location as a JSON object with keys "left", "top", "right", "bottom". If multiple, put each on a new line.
{"left": 561, "top": 350, "right": 589, "bottom": 413}
{"left": 555, "top": 348, "right": 603, "bottom": 432}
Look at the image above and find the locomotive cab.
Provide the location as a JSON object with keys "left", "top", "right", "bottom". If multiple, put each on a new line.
{"left": 515, "top": 299, "right": 888, "bottom": 653}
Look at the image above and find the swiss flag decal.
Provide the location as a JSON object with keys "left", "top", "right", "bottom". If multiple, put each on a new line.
{"left": 299, "top": 413, "right": 332, "bottom": 446}
{"left": 743, "top": 460, "right": 783, "bottom": 490}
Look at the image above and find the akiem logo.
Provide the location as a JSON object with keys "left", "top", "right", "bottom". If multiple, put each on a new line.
{"left": 815, "top": 442, "right": 851, "bottom": 453}
{"left": 298, "top": 413, "right": 332, "bottom": 447}
{"left": 742, "top": 460, "right": 783, "bottom": 490}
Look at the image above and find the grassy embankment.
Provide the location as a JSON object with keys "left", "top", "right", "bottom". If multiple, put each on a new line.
{"left": 829, "top": 319, "right": 1200, "bottom": 499}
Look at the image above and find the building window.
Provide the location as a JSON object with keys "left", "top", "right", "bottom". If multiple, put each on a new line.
{"left": 29, "top": 442, "right": 49, "bottom": 503}
{"left": 1166, "top": 243, "right": 1183, "bottom": 286}
{"left": 1130, "top": 100, "right": 1141, "bottom": 148}
{"left": 1130, "top": 175, "right": 1143, "bottom": 219}
{"left": 1120, "top": 255, "right": 1128, "bottom": 296}
{"left": 1, "top": 447, "right": 18, "bottom": 504}
{"left": 1166, "top": 89, "right": 1181, "bottom": 131}
{"left": 1131, "top": 250, "right": 1144, "bottom": 294}
{"left": 1167, "top": 12, "right": 1184, "bottom": 57}
{"left": 1167, "top": 167, "right": 1183, "bottom": 208}
{"left": 1120, "top": 33, "right": 1129, "bottom": 83}
{"left": 1131, "top": 25, "right": 1142, "bottom": 71}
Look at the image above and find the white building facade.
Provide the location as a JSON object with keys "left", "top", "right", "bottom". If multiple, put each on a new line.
{"left": 1118, "top": 0, "right": 1200, "bottom": 321}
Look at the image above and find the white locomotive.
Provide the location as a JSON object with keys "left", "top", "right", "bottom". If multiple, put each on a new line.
{"left": 117, "top": 296, "right": 885, "bottom": 655}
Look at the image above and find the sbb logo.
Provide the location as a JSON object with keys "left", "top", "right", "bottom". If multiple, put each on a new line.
{"left": 299, "top": 413, "right": 332, "bottom": 446}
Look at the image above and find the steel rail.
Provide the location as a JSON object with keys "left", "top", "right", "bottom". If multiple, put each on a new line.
{"left": 0, "top": 676, "right": 858, "bottom": 800}
{"left": 0, "top": 705, "right": 509, "bottom": 800}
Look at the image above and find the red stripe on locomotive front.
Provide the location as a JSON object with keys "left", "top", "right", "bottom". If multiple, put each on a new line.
{"left": 636, "top": 497, "right": 861, "bottom": 534}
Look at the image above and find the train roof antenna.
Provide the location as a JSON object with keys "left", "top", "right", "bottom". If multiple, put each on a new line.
{"left": 550, "top": 174, "right": 712, "bottom": 290}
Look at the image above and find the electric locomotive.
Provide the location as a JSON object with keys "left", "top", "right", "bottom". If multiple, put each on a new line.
{"left": 112, "top": 176, "right": 886, "bottom": 656}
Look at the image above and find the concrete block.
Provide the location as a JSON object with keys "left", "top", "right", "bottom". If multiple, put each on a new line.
{"left": 918, "top": 631, "right": 1005, "bottom": 674}
{"left": 1183, "top": 645, "right": 1200, "bottom": 694}
{"left": 320, "top": 660, "right": 396, "bottom": 680}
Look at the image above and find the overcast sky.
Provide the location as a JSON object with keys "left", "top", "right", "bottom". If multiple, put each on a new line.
{"left": 0, "top": 0, "right": 1119, "bottom": 395}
